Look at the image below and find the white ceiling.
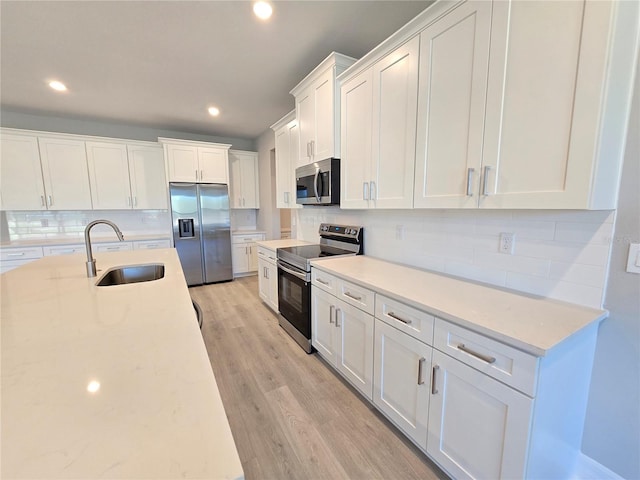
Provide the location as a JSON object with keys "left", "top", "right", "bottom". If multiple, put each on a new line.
{"left": 0, "top": 1, "right": 432, "bottom": 141}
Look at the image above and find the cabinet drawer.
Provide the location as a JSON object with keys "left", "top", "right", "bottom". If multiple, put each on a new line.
{"left": 337, "top": 278, "right": 375, "bottom": 315}
{"left": 94, "top": 242, "right": 133, "bottom": 253}
{"left": 0, "top": 258, "right": 37, "bottom": 274}
{"left": 257, "top": 246, "right": 277, "bottom": 264}
{"left": 1, "top": 246, "right": 44, "bottom": 261}
{"left": 434, "top": 318, "right": 538, "bottom": 396}
{"left": 133, "top": 239, "right": 171, "bottom": 250}
{"left": 43, "top": 244, "right": 85, "bottom": 256}
{"left": 311, "top": 268, "right": 339, "bottom": 295}
{"left": 375, "top": 294, "right": 435, "bottom": 345}
{"left": 232, "top": 233, "right": 265, "bottom": 244}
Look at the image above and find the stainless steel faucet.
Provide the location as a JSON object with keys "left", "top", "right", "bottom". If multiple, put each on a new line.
{"left": 84, "top": 220, "right": 125, "bottom": 277}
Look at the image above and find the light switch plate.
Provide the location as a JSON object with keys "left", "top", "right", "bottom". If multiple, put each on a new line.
{"left": 626, "top": 243, "right": 640, "bottom": 274}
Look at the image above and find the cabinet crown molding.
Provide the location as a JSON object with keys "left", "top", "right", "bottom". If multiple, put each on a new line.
{"left": 290, "top": 51, "right": 357, "bottom": 97}
{"left": 0, "top": 127, "right": 161, "bottom": 148}
{"left": 157, "top": 137, "right": 231, "bottom": 149}
{"left": 270, "top": 109, "right": 296, "bottom": 131}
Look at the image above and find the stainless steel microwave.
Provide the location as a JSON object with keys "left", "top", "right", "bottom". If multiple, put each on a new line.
{"left": 295, "top": 158, "right": 340, "bottom": 206}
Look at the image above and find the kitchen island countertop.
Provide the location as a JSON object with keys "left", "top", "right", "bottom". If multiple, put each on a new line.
{"left": 0, "top": 249, "right": 243, "bottom": 479}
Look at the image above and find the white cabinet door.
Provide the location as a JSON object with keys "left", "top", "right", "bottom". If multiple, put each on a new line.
{"left": 373, "top": 319, "right": 431, "bottom": 450}
{"left": 312, "top": 67, "right": 335, "bottom": 161}
{"left": 275, "top": 123, "right": 298, "bottom": 209}
{"left": 414, "top": 1, "right": 491, "bottom": 208}
{"left": 199, "top": 146, "right": 229, "bottom": 184}
{"left": 247, "top": 244, "right": 258, "bottom": 272}
{"left": 231, "top": 243, "right": 250, "bottom": 274}
{"left": 297, "top": 88, "right": 314, "bottom": 164}
{"left": 86, "top": 141, "right": 132, "bottom": 209}
{"left": 0, "top": 133, "right": 46, "bottom": 210}
{"left": 340, "top": 68, "right": 373, "bottom": 209}
{"left": 427, "top": 349, "right": 532, "bottom": 480}
{"left": 311, "top": 287, "right": 338, "bottom": 362}
{"left": 166, "top": 144, "right": 198, "bottom": 182}
{"left": 38, "top": 137, "right": 92, "bottom": 210}
{"left": 127, "top": 145, "right": 167, "bottom": 209}
{"left": 288, "top": 121, "right": 302, "bottom": 173}
{"left": 336, "top": 300, "right": 374, "bottom": 400}
{"left": 371, "top": 36, "right": 419, "bottom": 209}
{"left": 229, "top": 151, "right": 259, "bottom": 208}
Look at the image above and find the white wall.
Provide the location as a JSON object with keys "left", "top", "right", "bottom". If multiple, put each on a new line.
{"left": 581, "top": 70, "right": 640, "bottom": 479}
{"left": 0, "top": 109, "right": 255, "bottom": 150}
{"left": 255, "top": 128, "right": 279, "bottom": 239}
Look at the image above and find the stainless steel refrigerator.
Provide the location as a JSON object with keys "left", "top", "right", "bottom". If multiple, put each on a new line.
{"left": 170, "top": 183, "right": 233, "bottom": 286}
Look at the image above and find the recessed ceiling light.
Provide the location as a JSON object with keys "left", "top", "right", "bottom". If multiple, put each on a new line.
{"left": 208, "top": 106, "right": 220, "bottom": 117}
{"left": 48, "top": 80, "right": 67, "bottom": 92}
{"left": 253, "top": 1, "right": 272, "bottom": 20}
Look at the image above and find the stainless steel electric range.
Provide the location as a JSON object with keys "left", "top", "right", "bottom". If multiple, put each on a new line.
{"left": 276, "top": 224, "right": 364, "bottom": 353}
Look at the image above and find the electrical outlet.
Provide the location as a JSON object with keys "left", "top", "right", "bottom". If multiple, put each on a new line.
{"left": 626, "top": 243, "right": 640, "bottom": 274}
{"left": 396, "top": 225, "right": 405, "bottom": 240}
{"left": 499, "top": 232, "right": 515, "bottom": 255}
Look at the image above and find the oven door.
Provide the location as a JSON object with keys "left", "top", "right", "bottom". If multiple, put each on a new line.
{"left": 277, "top": 261, "right": 311, "bottom": 340}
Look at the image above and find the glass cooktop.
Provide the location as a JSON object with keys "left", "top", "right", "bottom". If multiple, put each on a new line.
{"left": 278, "top": 244, "right": 354, "bottom": 260}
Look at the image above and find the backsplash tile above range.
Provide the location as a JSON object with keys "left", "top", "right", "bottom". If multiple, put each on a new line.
{"left": 294, "top": 208, "right": 615, "bottom": 309}
{"left": 3, "top": 210, "right": 171, "bottom": 241}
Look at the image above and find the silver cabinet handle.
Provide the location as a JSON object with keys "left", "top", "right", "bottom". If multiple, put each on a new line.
{"left": 7, "top": 252, "right": 25, "bottom": 257}
{"left": 431, "top": 365, "right": 440, "bottom": 394}
{"left": 343, "top": 291, "right": 362, "bottom": 301}
{"left": 266, "top": 267, "right": 269, "bottom": 279}
{"left": 335, "top": 307, "right": 341, "bottom": 328}
{"left": 370, "top": 181, "right": 376, "bottom": 200}
{"left": 329, "top": 305, "right": 335, "bottom": 324}
{"left": 40, "top": 195, "right": 45, "bottom": 207}
{"left": 284, "top": 192, "right": 289, "bottom": 204}
{"left": 482, "top": 166, "right": 492, "bottom": 196}
{"left": 245, "top": 246, "right": 248, "bottom": 254}
{"left": 457, "top": 343, "right": 496, "bottom": 364}
{"left": 306, "top": 142, "right": 311, "bottom": 158}
{"left": 200, "top": 170, "right": 203, "bottom": 181}
{"left": 387, "top": 312, "right": 412, "bottom": 325}
{"left": 316, "top": 278, "right": 329, "bottom": 286}
{"left": 48, "top": 195, "right": 53, "bottom": 206}
{"left": 363, "top": 182, "right": 369, "bottom": 200}
{"left": 417, "top": 357, "right": 426, "bottom": 385}
{"left": 105, "top": 246, "right": 120, "bottom": 251}
{"left": 466, "top": 167, "right": 475, "bottom": 196}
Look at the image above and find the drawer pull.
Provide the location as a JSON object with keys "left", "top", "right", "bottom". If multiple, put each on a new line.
{"left": 343, "top": 291, "right": 362, "bottom": 301}
{"left": 316, "top": 278, "right": 329, "bottom": 286}
{"left": 431, "top": 365, "right": 439, "bottom": 394}
{"left": 7, "top": 252, "right": 26, "bottom": 257}
{"left": 417, "top": 357, "right": 426, "bottom": 385}
{"left": 388, "top": 311, "right": 411, "bottom": 325}
{"left": 457, "top": 343, "right": 496, "bottom": 364}
{"left": 105, "top": 246, "right": 120, "bottom": 251}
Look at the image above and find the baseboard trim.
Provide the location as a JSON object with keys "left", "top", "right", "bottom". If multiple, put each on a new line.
{"left": 572, "top": 452, "right": 623, "bottom": 480}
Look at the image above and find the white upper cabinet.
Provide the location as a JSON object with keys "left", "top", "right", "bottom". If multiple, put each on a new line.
{"left": 340, "top": 37, "right": 419, "bottom": 209}
{"left": 0, "top": 133, "right": 47, "bottom": 210}
{"left": 414, "top": 0, "right": 492, "bottom": 209}
{"left": 86, "top": 141, "right": 131, "bottom": 209}
{"left": 229, "top": 150, "right": 259, "bottom": 209}
{"left": 87, "top": 141, "right": 167, "bottom": 210}
{"left": 340, "top": 0, "right": 638, "bottom": 210}
{"left": 38, "top": 136, "right": 93, "bottom": 210}
{"left": 161, "top": 138, "right": 230, "bottom": 183}
{"left": 127, "top": 145, "right": 168, "bottom": 209}
{"left": 291, "top": 52, "right": 357, "bottom": 164}
{"left": 271, "top": 110, "right": 300, "bottom": 209}
{"left": 478, "top": 0, "right": 637, "bottom": 209}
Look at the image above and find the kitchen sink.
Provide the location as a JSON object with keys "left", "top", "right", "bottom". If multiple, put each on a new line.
{"left": 96, "top": 264, "right": 165, "bottom": 286}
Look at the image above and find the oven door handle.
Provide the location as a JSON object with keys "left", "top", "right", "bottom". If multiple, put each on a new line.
{"left": 278, "top": 262, "right": 308, "bottom": 282}
{"left": 314, "top": 167, "right": 321, "bottom": 203}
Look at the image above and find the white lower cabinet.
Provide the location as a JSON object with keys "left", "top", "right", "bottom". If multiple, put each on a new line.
{"left": 257, "top": 246, "right": 278, "bottom": 312}
{"left": 427, "top": 349, "right": 533, "bottom": 480}
{"left": 231, "top": 233, "right": 265, "bottom": 276}
{"left": 373, "top": 318, "right": 431, "bottom": 449}
{"left": 311, "top": 286, "right": 374, "bottom": 400}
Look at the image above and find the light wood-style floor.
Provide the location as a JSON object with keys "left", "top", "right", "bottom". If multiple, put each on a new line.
{"left": 190, "top": 276, "right": 448, "bottom": 480}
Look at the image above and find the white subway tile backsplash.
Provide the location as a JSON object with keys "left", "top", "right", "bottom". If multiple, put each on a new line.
{"left": 294, "top": 208, "right": 615, "bottom": 308}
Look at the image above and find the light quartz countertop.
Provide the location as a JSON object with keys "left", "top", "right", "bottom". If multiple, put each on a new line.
{"left": 256, "top": 238, "right": 314, "bottom": 252}
{"left": 0, "top": 249, "right": 243, "bottom": 479}
{"left": 311, "top": 256, "right": 607, "bottom": 356}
